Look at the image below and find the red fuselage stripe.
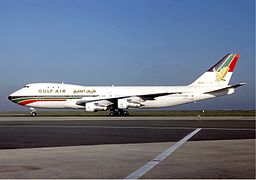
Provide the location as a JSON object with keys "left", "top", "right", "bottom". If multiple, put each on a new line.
{"left": 18, "top": 99, "right": 66, "bottom": 106}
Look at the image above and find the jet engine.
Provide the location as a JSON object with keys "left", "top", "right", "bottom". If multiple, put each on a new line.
{"left": 118, "top": 98, "right": 142, "bottom": 109}
{"left": 85, "top": 102, "right": 107, "bottom": 112}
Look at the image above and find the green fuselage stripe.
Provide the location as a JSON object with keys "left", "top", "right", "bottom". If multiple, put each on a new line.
{"left": 12, "top": 95, "right": 91, "bottom": 103}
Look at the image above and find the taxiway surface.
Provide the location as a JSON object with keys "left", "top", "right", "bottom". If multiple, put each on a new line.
{"left": 0, "top": 116, "right": 255, "bottom": 179}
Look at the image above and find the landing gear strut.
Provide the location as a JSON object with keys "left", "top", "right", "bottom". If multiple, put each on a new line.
{"left": 119, "top": 110, "right": 129, "bottom": 116}
{"left": 30, "top": 108, "right": 37, "bottom": 117}
{"left": 109, "top": 109, "right": 129, "bottom": 116}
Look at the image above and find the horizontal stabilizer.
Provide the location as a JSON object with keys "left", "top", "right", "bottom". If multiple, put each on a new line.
{"left": 204, "top": 83, "right": 246, "bottom": 94}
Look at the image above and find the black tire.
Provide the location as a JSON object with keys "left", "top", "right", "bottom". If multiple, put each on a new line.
{"left": 31, "top": 112, "right": 37, "bottom": 117}
{"left": 109, "top": 111, "right": 119, "bottom": 116}
{"left": 119, "top": 110, "right": 129, "bottom": 116}
{"left": 123, "top": 111, "right": 129, "bottom": 116}
{"left": 109, "top": 111, "right": 114, "bottom": 116}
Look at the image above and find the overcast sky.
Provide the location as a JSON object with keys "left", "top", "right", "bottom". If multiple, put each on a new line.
{"left": 0, "top": 0, "right": 255, "bottom": 111}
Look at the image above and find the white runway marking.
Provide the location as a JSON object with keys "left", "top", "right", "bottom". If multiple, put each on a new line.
{"left": 125, "top": 128, "right": 201, "bottom": 179}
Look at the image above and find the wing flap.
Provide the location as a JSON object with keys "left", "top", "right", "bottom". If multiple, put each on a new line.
{"left": 138, "top": 92, "right": 182, "bottom": 100}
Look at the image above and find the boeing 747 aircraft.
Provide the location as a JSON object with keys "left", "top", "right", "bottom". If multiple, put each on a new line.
{"left": 8, "top": 53, "right": 245, "bottom": 116}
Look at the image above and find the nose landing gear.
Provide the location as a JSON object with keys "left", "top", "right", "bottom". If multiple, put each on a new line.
{"left": 30, "top": 108, "right": 37, "bottom": 117}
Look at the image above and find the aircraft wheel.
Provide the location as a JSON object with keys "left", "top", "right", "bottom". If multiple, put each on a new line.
{"left": 119, "top": 110, "right": 129, "bottom": 116}
{"left": 109, "top": 111, "right": 119, "bottom": 116}
{"left": 123, "top": 111, "right": 129, "bottom": 116}
{"left": 31, "top": 112, "right": 37, "bottom": 117}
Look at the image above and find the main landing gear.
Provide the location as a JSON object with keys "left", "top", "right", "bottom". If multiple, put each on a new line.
{"left": 109, "top": 109, "right": 129, "bottom": 116}
{"left": 30, "top": 108, "right": 37, "bottom": 117}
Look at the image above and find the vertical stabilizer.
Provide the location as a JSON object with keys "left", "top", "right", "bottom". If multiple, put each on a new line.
{"left": 190, "top": 53, "right": 239, "bottom": 86}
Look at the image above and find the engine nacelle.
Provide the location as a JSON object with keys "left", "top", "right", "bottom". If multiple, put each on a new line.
{"left": 85, "top": 102, "right": 107, "bottom": 112}
{"left": 118, "top": 98, "right": 141, "bottom": 109}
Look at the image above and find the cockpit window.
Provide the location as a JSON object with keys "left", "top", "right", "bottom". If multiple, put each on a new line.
{"left": 24, "top": 85, "right": 29, "bottom": 88}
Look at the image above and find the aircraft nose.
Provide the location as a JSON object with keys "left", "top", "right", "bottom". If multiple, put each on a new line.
{"left": 8, "top": 96, "right": 12, "bottom": 101}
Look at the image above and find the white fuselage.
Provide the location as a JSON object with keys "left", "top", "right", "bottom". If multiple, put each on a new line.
{"left": 9, "top": 83, "right": 233, "bottom": 109}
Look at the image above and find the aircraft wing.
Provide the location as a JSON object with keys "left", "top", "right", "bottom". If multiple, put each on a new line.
{"left": 137, "top": 92, "right": 182, "bottom": 100}
{"left": 76, "top": 92, "right": 182, "bottom": 106}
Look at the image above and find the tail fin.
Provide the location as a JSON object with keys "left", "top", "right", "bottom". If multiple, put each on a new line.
{"left": 190, "top": 53, "right": 239, "bottom": 86}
